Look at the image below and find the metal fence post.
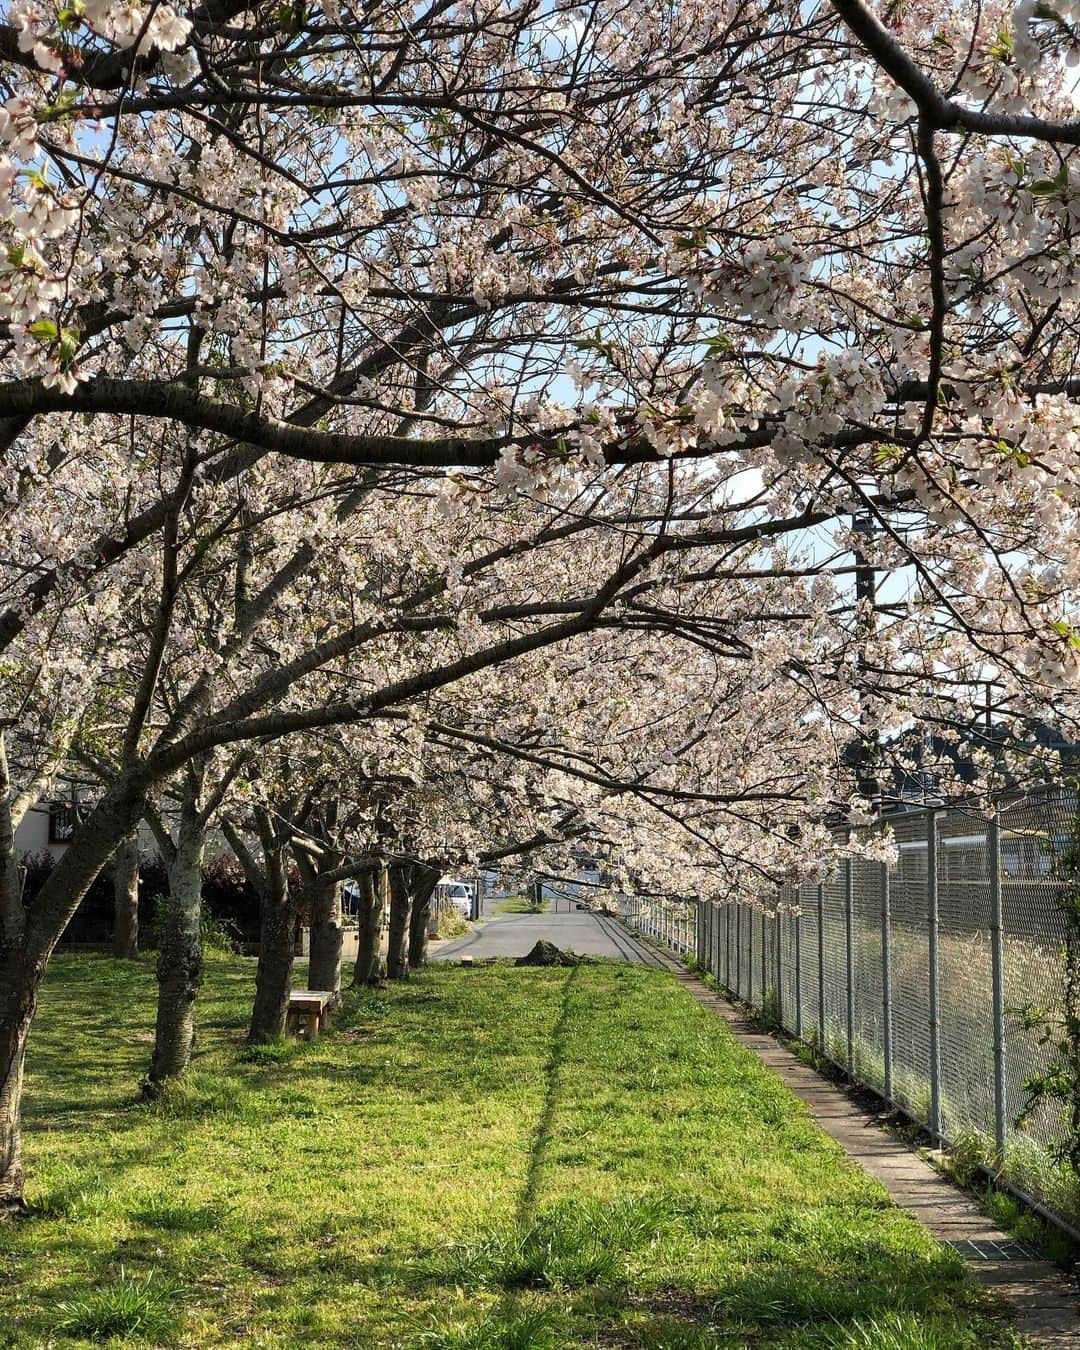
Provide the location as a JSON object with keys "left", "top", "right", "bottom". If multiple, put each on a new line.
{"left": 725, "top": 903, "right": 732, "bottom": 989}
{"left": 705, "top": 903, "right": 711, "bottom": 973}
{"left": 748, "top": 902, "right": 755, "bottom": 1003}
{"left": 989, "top": 812, "right": 1007, "bottom": 1156}
{"left": 713, "top": 904, "right": 720, "bottom": 977}
{"left": 928, "top": 808, "right": 942, "bottom": 1141}
{"left": 760, "top": 908, "right": 767, "bottom": 1003}
{"left": 794, "top": 893, "right": 803, "bottom": 1038}
{"left": 775, "top": 900, "right": 783, "bottom": 1020}
{"left": 844, "top": 857, "right": 855, "bottom": 1076}
{"left": 881, "top": 860, "right": 893, "bottom": 1101}
{"left": 817, "top": 882, "right": 826, "bottom": 1049}
{"left": 734, "top": 904, "right": 741, "bottom": 994}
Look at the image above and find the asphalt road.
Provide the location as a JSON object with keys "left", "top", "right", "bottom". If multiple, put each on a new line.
{"left": 430, "top": 908, "right": 663, "bottom": 965}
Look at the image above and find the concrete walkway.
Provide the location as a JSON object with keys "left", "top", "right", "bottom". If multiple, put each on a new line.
{"left": 627, "top": 928, "right": 1080, "bottom": 1348}
{"left": 430, "top": 908, "right": 660, "bottom": 964}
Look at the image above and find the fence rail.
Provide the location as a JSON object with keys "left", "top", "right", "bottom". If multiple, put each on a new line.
{"left": 618, "top": 790, "right": 1080, "bottom": 1234}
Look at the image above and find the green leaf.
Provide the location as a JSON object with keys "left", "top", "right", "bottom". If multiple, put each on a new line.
{"left": 27, "top": 320, "right": 58, "bottom": 343}
{"left": 58, "top": 327, "right": 81, "bottom": 365}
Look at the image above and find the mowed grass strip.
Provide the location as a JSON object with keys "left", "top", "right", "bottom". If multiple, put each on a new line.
{"left": 0, "top": 955, "right": 1022, "bottom": 1348}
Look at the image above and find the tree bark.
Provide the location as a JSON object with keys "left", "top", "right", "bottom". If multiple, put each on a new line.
{"left": 0, "top": 778, "right": 142, "bottom": 1207}
{"left": 386, "top": 864, "right": 412, "bottom": 981}
{"left": 248, "top": 845, "right": 295, "bottom": 1043}
{"left": 351, "top": 866, "right": 385, "bottom": 986}
{"left": 146, "top": 802, "right": 204, "bottom": 1091}
{"left": 110, "top": 830, "right": 140, "bottom": 959}
{"left": 407, "top": 866, "right": 441, "bottom": 969}
{"left": 0, "top": 736, "right": 21, "bottom": 956}
{"left": 0, "top": 949, "right": 34, "bottom": 1215}
{"left": 307, "top": 874, "right": 343, "bottom": 1000}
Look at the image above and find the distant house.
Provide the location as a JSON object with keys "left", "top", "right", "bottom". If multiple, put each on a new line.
{"left": 13, "top": 798, "right": 82, "bottom": 860}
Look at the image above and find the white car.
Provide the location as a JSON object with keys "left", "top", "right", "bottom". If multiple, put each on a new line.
{"left": 437, "top": 879, "right": 474, "bottom": 917}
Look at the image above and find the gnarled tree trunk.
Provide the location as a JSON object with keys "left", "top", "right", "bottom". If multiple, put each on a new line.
{"left": 111, "top": 830, "right": 140, "bottom": 959}
{"left": 352, "top": 866, "right": 385, "bottom": 986}
{"left": 386, "top": 864, "right": 412, "bottom": 981}
{"left": 147, "top": 801, "right": 204, "bottom": 1091}
{"left": 0, "top": 950, "right": 34, "bottom": 1215}
{"left": 407, "top": 865, "right": 441, "bottom": 969}
{"left": 307, "top": 874, "right": 343, "bottom": 1001}
{"left": 0, "top": 775, "right": 143, "bottom": 1208}
{"left": 248, "top": 843, "right": 295, "bottom": 1043}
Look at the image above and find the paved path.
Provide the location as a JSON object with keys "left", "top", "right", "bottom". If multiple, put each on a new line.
{"left": 430, "top": 908, "right": 659, "bottom": 964}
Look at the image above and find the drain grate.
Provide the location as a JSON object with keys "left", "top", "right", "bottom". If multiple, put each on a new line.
{"left": 945, "top": 1238, "right": 1038, "bottom": 1262}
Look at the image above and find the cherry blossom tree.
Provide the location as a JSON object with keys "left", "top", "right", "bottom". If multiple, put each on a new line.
{"left": 6, "top": 0, "right": 1080, "bottom": 1215}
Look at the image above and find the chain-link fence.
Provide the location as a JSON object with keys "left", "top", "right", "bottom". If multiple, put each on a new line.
{"left": 617, "top": 791, "right": 1080, "bottom": 1234}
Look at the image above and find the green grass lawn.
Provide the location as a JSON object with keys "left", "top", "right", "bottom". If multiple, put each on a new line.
{"left": 0, "top": 955, "right": 1022, "bottom": 1349}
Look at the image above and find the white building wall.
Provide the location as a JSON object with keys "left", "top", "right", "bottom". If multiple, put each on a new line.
{"left": 13, "top": 804, "right": 65, "bottom": 861}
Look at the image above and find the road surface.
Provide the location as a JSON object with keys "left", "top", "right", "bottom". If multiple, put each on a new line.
{"left": 430, "top": 905, "right": 663, "bottom": 965}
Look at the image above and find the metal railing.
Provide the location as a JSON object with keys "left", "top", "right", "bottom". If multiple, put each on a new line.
{"left": 618, "top": 790, "right": 1080, "bottom": 1234}
{"left": 618, "top": 893, "right": 694, "bottom": 956}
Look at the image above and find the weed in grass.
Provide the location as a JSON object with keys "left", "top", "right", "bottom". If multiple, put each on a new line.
{"left": 808, "top": 1310, "right": 1022, "bottom": 1348}
{"left": 979, "top": 1185, "right": 1076, "bottom": 1266}
{"left": 944, "top": 1129, "right": 987, "bottom": 1189}
{"left": 448, "top": 1217, "right": 617, "bottom": 1290}
{"left": 758, "top": 986, "right": 782, "bottom": 1032}
{"left": 53, "top": 1270, "right": 183, "bottom": 1342}
{"left": 415, "top": 1307, "right": 559, "bottom": 1349}
{"left": 238, "top": 1039, "right": 300, "bottom": 1066}
{"left": 443, "top": 1196, "right": 677, "bottom": 1291}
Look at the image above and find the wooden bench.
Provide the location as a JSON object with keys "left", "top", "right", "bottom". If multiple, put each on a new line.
{"left": 286, "top": 990, "right": 335, "bottom": 1040}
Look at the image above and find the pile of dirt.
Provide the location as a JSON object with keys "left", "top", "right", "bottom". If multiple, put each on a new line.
{"left": 515, "top": 940, "right": 581, "bottom": 967}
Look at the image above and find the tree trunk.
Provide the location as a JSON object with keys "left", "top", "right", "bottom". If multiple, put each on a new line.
{"left": 146, "top": 805, "right": 204, "bottom": 1091}
{"left": 386, "top": 864, "right": 412, "bottom": 981}
{"left": 351, "top": 867, "right": 385, "bottom": 986}
{"left": 0, "top": 950, "right": 34, "bottom": 1214}
{"left": 111, "top": 831, "right": 140, "bottom": 959}
{"left": 408, "top": 866, "right": 441, "bottom": 969}
{"left": 0, "top": 778, "right": 143, "bottom": 1208}
{"left": 307, "top": 874, "right": 343, "bottom": 1001}
{"left": 0, "top": 739, "right": 21, "bottom": 954}
{"left": 248, "top": 849, "right": 295, "bottom": 1043}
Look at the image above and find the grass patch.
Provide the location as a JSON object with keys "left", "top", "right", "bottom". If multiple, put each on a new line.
{"left": 438, "top": 1197, "right": 670, "bottom": 1289}
{"left": 493, "top": 894, "right": 549, "bottom": 915}
{"left": 416, "top": 1307, "right": 560, "bottom": 1349}
{"left": 53, "top": 1271, "right": 182, "bottom": 1342}
{"left": 0, "top": 954, "right": 1022, "bottom": 1347}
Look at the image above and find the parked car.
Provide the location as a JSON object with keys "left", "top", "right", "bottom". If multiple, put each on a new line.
{"left": 436, "top": 878, "right": 474, "bottom": 917}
